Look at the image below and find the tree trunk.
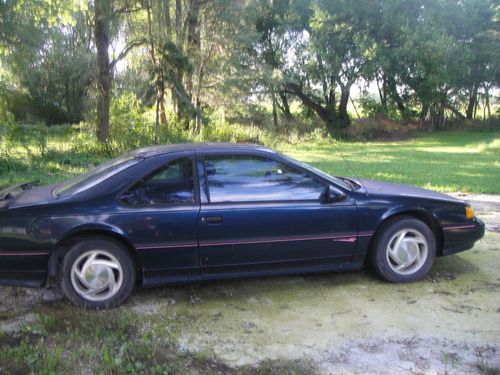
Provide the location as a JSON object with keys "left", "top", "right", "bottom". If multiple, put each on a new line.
{"left": 387, "top": 77, "right": 405, "bottom": 114}
{"left": 271, "top": 88, "right": 278, "bottom": 128}
{"left": 474, "top": 98, "right": 478, "bottom": 119}
{"left": 194, "top": 97, "right": 202, "bottom": 134}
{"left": 485, "top": 86, "right": 491, "bottom": 119}
{"left": 376, "top": 74, "right": 387, "bottom": 110}
{"left": 466, "top": 84, "right": 478, "bottom": 119}
{"left": 163, "top": 0, "right": 172, "bottom": 36}
{"left": 193, "top": 62, "right": 204, "bottom": 134}
{"left": 95, "top": 0, "right": 111, "bottom": 143}
{"left": 146, "top": 0, "right": 161, "bottom": 142}
{"left": 338, "top": 85, "right": 350, "bottom": 128}
{"left": 278, "top": 91, "right": 292, "bottom": 119}
{"left": 160, "top": 99, "right": 167, "bottom": 125}
{"left": 443, "top": 103, "right": 466, "bottom": 120}
{"left": 350, "top": 96, "right": 360, "bottom": 118}
{"left": 286, "top": 83, "right": 333, "bottom": 126}
{"left": 286, "top": 83, "right": 338, "bottom": 132}
{"left": 482, "top": 92, "right": 486, "bottom": 124}
{"left": 419, "top": 103, "right": 429, "bottom": 129}
{"left": 175, "top": 0, "right": 182, "bottom": 45}
{"left": 185, "top": 0, "right": 201, "bottom": 100}
{"left": 155, "top": 98, "right": 160, "bottom": 144}
{"left": 65, "top": 77, "right": 70, "bottom": 114}
{"left": 175, "top": 0, "right": 184, "bottom": 122}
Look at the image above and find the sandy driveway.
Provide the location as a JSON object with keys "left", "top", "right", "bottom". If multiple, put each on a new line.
{"left": 1, "top": 193, "right": 499, "bottom": 374}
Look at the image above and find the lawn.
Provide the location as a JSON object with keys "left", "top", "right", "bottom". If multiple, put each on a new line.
{"left": 280, "top": 131, "right": 500, "bottom": 193}
{"left": 1, "top": 128, "right": 499, "bottom": 193}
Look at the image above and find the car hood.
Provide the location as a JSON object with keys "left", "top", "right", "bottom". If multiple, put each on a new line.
{"left": 359, "top": 179, "right": 463, "bottom": 204}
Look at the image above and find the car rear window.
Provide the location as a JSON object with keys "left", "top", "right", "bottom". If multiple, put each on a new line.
{"left": 53, "top": 156, "right": 140, "bottom": 198}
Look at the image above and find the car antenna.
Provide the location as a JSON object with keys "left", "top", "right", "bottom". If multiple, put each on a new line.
{"left": 330, "top": 139, "right": 367, "bottom": 192}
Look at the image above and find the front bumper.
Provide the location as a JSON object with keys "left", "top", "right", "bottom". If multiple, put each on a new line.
{"left": 441, "top": 218, "right": 485, "bottom": 256}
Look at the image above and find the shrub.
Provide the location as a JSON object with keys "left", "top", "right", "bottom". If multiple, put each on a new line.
{"left": 109, "top": 92, "right": 153, "bottom": 150}
{"left": 346, "top": 117, "right": 418, "bottom": 141}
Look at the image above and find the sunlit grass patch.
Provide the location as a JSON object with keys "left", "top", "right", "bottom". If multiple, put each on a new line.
{"left": 280, "top": 131, "right": 500, "bottom": 193}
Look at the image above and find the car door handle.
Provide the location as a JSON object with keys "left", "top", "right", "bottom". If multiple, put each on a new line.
{"left": 201, "top": 216, "right": 222, "bottom": 224}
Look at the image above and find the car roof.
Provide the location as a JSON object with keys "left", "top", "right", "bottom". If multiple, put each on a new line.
{"left": 129, "top": 142, "right": 276, "bottom": 157}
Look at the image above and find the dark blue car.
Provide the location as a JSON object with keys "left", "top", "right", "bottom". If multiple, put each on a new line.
{"left": 0, "top": 143, "right": 485, "bottom": 308}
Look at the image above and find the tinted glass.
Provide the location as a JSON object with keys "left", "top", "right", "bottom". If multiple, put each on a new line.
{"left": 205, "top": 156, "right": 326, "bottom": 202}
{"left": 121, "top": 157, "right": 195, "bottom": 205}
{"left": 54, "top": 156, "right": 140, "bottom": 198}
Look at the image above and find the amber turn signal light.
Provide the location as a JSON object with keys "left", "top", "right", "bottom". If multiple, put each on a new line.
{"left": 465, "top": 206, "right": 475, "bottom": 219}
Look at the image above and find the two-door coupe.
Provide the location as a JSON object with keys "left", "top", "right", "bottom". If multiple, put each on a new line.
{"left": 0, "top": 143, "right": 485, "bottom": 308}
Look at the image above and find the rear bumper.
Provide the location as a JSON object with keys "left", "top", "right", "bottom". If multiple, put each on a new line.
{"left": 441, "top": 218, "right": 485, "bottom": 256}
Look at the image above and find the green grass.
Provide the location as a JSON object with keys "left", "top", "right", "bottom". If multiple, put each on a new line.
{"left": 0, "top": 306, "right": 315, "bottom": 374}
{"left": 1, "top": 127, "right": 499, "bottom": 193}
{"left": 279, "top": 132, "right": 500, "bottom": 193}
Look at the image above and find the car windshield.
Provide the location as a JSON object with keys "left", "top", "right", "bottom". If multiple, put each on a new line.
{"left": 280, "top": 155, "right": 354, "bottom": 191}
{"left": 53, "top": 155, "right": 141, "bottom": 198}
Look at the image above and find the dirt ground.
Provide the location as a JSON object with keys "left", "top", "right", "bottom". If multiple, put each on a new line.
{"left": 1, "top": 192, "right": 499, "bottom": 374}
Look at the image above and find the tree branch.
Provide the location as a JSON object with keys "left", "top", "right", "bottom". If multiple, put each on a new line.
{"left": 110, "top": 39, "right": 147, "bottom": 69}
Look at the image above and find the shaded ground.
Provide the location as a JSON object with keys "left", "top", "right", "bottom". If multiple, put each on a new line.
{"left": 1, "top": 193, "right": 499, "bottom": 374}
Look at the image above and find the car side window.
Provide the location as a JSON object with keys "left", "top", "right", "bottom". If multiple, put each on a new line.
{"left": 121, "top": 157, "right": 195, "bottom": 205}
{"left": 204, "top": 155, "right": 326, "bottom": 203}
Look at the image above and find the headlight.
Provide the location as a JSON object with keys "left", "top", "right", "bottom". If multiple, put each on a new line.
{"left": 465, "top": 206, "right": 475, "bottom": 220}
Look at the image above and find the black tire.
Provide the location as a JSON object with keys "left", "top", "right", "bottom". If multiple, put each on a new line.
{"left": 60, "top": 237, "right": 136, "bottom": 309}
{"left": 370, "top": 216, "right": 436, "bottom": 282}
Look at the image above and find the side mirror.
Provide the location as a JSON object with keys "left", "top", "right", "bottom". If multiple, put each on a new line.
{"left": 321, "top": 185, "right": 347, "bottom": 203}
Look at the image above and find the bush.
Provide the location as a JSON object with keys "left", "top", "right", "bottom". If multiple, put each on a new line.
{"left": 0, "top": 121, "right": 47, "bottom": 156}
{"left": 346, "top": 117, "right": 418, "bottom": 141}
{"left": 109, "top": 92, "right": 153, "bottom": 150}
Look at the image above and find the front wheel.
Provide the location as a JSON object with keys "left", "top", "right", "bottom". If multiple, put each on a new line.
{"left": 370, "top": 217, "right": 436, "bottom": 282}
{"left": 60, "top": 238, "right": 136, "bottom": 308}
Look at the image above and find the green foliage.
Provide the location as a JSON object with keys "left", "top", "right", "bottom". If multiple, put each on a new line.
{"left": 0, "top": 310, "right": 166, "bottom": 374}
{"left": 1, "top": 0, "right": 499, "bottom": 133}
{"left": 1, "top": 1, "right": 92, "bottom": 125}
{"left": 110, "top": 92, "right": 153, "bottom": 148}
{"left": 359, "top": 95, "right": 390, "bottom": 118}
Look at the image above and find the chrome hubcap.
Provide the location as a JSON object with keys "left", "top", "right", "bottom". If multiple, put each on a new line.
{"left": 386, "top": 229, "right": 428, "bottom": 275}
{"left": 70, "top": 250, "right": 123, "bottom": 301}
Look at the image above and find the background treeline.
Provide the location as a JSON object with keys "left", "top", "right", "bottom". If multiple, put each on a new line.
{"left": 0, "top": 0, "right": 498, "bottom": 149}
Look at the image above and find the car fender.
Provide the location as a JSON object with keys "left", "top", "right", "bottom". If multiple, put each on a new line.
{"left": 47, "top": 222, "right": 136, "bottom": 281}
{"left": 61, "top": 222, "right": 131, "bottom": 242}
{"left": 378, "top": 205, "right": 441, "bottom": 233}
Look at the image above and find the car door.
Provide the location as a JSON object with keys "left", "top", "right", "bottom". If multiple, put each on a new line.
{"left": 196, "top": 152, "right": 358, "bottom": 275}
{"left": 116, "top": 155, "right": 201, "bottom": 284}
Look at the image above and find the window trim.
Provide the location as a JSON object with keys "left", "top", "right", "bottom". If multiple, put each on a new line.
{"left": 196, "top": 157, "right": 210, "bottom": 203}
{"left": 118, "top": 156, "right": 199, "bottom": 208}
{"left": 199, "top": 153, "right": 330, "bottom": 205}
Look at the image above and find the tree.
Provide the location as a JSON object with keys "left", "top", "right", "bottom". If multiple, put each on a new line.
{"left": 94, "top": 0, "right": 112, "bottom": 141}
{"left": 1, "top": 0, "right": 93, "bottom": 124}
{"left": 94, "top": 0, "right": 145, "bottom": 142}
{"left": 282, "top": 0, "right": 375, "bottom": 132}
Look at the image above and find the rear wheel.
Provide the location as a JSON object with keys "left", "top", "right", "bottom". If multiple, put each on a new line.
{"left": 371, "top": 217, "right": 436, "bottom": 282}
{"left": 60, "top": 238, "right": 136, "bottom": 308}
